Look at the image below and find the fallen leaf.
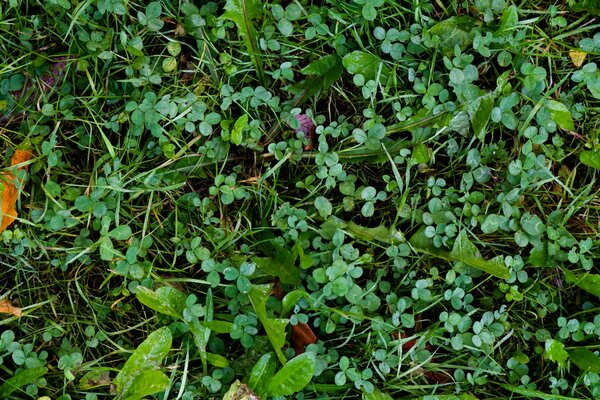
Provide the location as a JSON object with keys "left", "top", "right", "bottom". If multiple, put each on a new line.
{"left": 291, "top": 322, "right": 317, "bottom": 355}
{"left": 0, "top": 148, "right": 32, "bottom": 233}
{"left": 569, "top": 50, "right": 587, "bottom": 68}
{"left": 0, "top": 297, "right": 22, "bottom": 317}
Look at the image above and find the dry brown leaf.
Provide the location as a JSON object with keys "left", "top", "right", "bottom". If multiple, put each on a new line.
{"left": 0, "top": 148, "right": 32, "bottom": 233}
{"left": 0, "top": 297, "right": 22, "bottom": 317}
{"left": 569, "top": 50, "right": 587, "bottom": 68}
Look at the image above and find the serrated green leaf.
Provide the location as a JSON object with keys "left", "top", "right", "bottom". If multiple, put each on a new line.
{"left": 267, "top": 352, "right": 315, "bottom": 396}
{"left": 114, "top": 327, "right": 172, "bottom": 399}
{"left": 409, "top": 228, "right": 510, "bottom": 279}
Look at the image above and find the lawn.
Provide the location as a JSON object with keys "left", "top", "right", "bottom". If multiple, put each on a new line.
{"left": 1, "top": 0, "right": 600, "bottom": 399}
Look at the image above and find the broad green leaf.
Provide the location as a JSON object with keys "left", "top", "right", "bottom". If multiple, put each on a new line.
{"left": 285, "top": 54, "right": 343, "bottom": 107}
{"left": 282, "top": 289, "right": 308, "bottom": 316}
{"left": 248, "top": 284, "right": 289, "bottom": 364}
{"left": 342, "top": 50, "right": 390, "bottom": 83}
{"left": 136, "top": 286, "right": 186, "bottom": 319}
{"left": 497, "top": 5, "right": 518, "bottom": 35}
{"left": 580, "top": 150, "right": 600, "bottom": 170}
{"left": 267, "top": 352, "right": 315, "bottom": 397}
{"left": 500, "top": 383, "right": 582, "bottom": 399}
{"left": 222, "top": 0, "right": 264, "bottom": 84}
{"left": 248, "top": 352, "right": 276, "bottom": 397}
{"left": 429, "top": 16, "right": 479, "bottom": 54}
{"left": 206, "top": 352, "right": 230, "bottom": 368}
{"left": 569, "top": 348, "right": 600, "bottom": 373}
{"left": 0, "top": 367, "right": 48, "bottom": 397}
{"left": 203, "top": 320, "right": 234, "bottom": 334}
{"left": 123, "top": 370, "right": 170, "bottom": 400}
{"left": 470, "top": 95, "right": 494, "bottom": 141}
{"left": 563, "top": 268, "right": 600, "bottom": 298}
{"left": 545, "top": 339, "right": 568, "bottom": 367}
{"left": 114, "top": 327, "right": 172, "bottom": 399}
{"left": 253, "top": 240, "right": 301, "bottom": 284}
{"left": 450, "top": 231, "right": 510, "bottom": 278}
{"left": 409, "top": 228, "right": 510, "bottom": 279}
{"left": 231, "top": 114, "right": 248, "bottom": 146}
{"left": 546, "top": 100, "right": 575, "bottom": 131}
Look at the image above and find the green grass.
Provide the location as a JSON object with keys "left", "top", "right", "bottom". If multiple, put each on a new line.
{"left": 1, "top": 0, "right": 600, "bottom": 399}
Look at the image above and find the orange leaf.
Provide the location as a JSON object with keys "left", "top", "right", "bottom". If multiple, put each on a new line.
{"left": 0, "top": 297, "right": 22, "bottom": 317}
{"left": 0, "top": 148, "right": 32, "bottom": 233}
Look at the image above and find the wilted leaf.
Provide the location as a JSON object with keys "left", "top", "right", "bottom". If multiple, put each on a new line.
{"left": 78, "top": 369, "right": 112, "bottom": 389}
{"left": 0, "top": 297, "right": 22, "bottom": 317}
{"left": 569, "top": 50, "right": 587, "bottom": 68}
{"left": 223, "top": 380, "right": 260, "bottom": 400}
{"left": 1, "top": 148, "right": 32, "bottom": 234}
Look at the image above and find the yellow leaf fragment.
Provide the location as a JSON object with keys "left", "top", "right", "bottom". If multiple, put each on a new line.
{"left": 0, "top": 297, "right": 22, "bottom": 317}
{"left": 569, "top": 50, "right": 587, "bottom": 68}
{"left": 0, "top": 148, "right": 32, "bottom": 234}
